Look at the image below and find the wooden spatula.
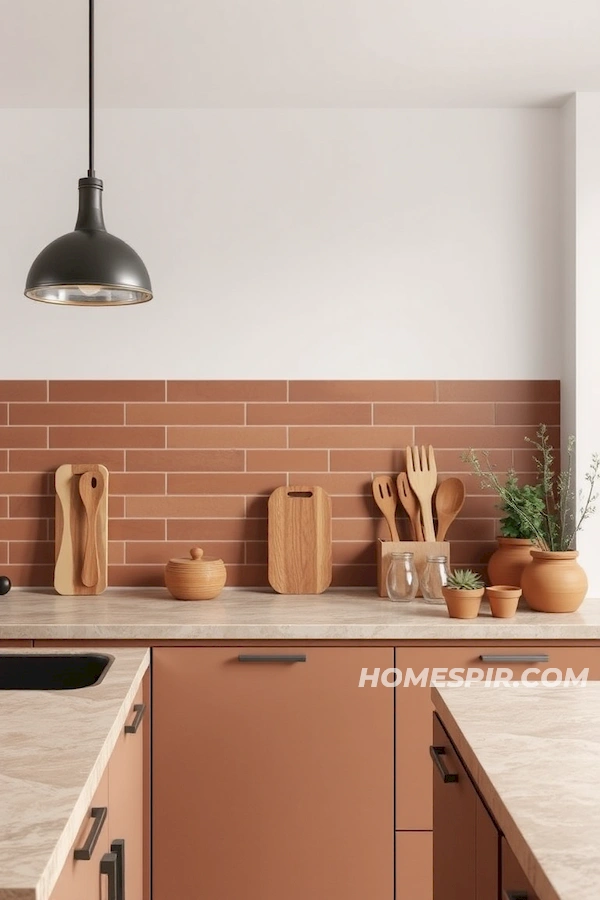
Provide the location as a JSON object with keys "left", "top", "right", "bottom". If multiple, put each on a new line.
{"left": 406, "top": 445, "right": 437, "bottom": 542}
{"left": 397, "top": 472, "right": 425, "bottom": 541}
{"left": 79, "top": 469, "right": 104, "bottom": 587}
{"left": 372, "top": 475, "right": 400, "bottom": 542}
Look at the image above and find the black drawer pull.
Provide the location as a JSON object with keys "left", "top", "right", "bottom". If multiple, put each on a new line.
{"left": 111, "top": 839, "right": 125, "bottom": 900}
{"left": 237, "top": 654, "right": 307, "bottom": 663}
{"left": 504, "top": 892, "right": 529, "bottom": 900}
{"left": 430, "top": 745, "right": 458, "bottom": 783}
{"left": 100, "top": 851, "right": 118, "bottom": 900}
{"left": 74, "top": 806, "right": 107, "bottom": 860}
{"left": 479, "top": 654, "right": 549, "bottom": 663}
{"left": 124, "top": 703, "right": 146, "bottom": 734}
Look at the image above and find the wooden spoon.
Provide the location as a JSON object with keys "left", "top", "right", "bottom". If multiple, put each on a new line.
{"left": 397, "top": 472, "right": 425, "bottom": 541}
{"left": 79, "top": 469, "right": 104, "bottom": 587}
{"left": 435, "top": 477, "right": 466, "bottom": 541}
{"left": 372, "top": 475, "right": 400, "bottom": 542}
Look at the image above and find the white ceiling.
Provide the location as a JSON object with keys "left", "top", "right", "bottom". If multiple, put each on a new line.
{"left": 2, "top": 0, "right": 600, "bottom": 108}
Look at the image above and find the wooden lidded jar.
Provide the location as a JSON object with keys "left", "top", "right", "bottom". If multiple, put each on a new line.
{"left": 165, "top": 547, "right": 227, "bottom": 600}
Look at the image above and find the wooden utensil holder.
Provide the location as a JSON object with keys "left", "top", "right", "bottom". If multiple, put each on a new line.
{"left": 376, "top": 539, "right": 450, "bottom": 598}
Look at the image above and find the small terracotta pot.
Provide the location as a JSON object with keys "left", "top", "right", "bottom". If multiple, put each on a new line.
{"left": 487, "top": 538, "right": 535, "bottom": 589}
{"left": 165, "top": 547, "right": 227, "bottom": 601}
{"left": 441, "top": 587, "right": 485, "bottom": 619}
{"left": 521, "top": 550, "right": 587, "bottom": 613}
{"left": 486, "top": 585, "right": 522, "bottom": 618}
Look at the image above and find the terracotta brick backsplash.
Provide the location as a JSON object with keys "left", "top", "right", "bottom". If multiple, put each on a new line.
{"left": 0, "top": 380, "right": 560, "bottom": 588}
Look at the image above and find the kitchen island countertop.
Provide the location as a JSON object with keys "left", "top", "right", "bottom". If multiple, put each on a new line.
{"left": 0, "top": 588, "right": 600, "bottom": 640}
{"left": 0, "top": 647, "right": 149, "bottom": 900}
{"left": 433, "top": 681, "right": 600, "bottom": 900}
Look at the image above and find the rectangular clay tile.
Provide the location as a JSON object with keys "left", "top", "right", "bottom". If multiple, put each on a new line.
{"left": 289, "top": 381, "right": 436, "bottom": 402}
{"left": 126, "top": 449, "right": 244, "bottom": 472}
{"left": 290, "top": 425, "right": 413, "bottom": 449}
{"left": 50, "top": 426, "right": 165, "bottom": 449}
{"left": 167, "top": 381, "right": 287, "bottom": 402}
{"left": 247, "top": 403, "right": 372, "bottom": 425}
{"left": 167, "top": 426, "right": 286, "bottom": 449}
{"left": 11, "top": 403, "right": 125, "bottom": 425}
{"left": 50, "top": 381, "right": 165, "bottom": 402}
{"left": 9, "top": 449, "right": 125, "bottom": 472}
{"left": 0, "top": 382, "right": 47, "bottom": 402}
{"left": 127, "top": 403, "right": 245, "bottom": 425}
{"left": 246, "top": 450, "right": 328, "bottom": 472}
{"left": 127, "top": 495, "right": 245, "bottom": 518}
{"left": 374, "top": 403, "right": 494, "bottom": 426}
{"left": 168, "top": 473, "right": 280, "bottom": 495}
{"left": 438, "top": 381, "right": 560, "bottom": 402}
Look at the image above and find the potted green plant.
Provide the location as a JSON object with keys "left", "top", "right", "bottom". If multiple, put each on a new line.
{"left": 461, "top": 458, "right": 545, "bottom": 587}
{"left": 463, "top": 425, "right": 600, "bottom": 612}
{"left": 441, "top": 569, "right": 485, "bottom": 619}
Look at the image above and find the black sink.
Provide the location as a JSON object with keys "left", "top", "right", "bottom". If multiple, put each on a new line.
{"left": 0, "top": 653, "right": 113, "bottom": 690}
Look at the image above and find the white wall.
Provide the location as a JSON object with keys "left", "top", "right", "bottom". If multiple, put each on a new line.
{"left": 0, "top": 108, "right": 561, "bottom": 379}
{"left": 563, "top": 94, "right": 600, "bottom": 595}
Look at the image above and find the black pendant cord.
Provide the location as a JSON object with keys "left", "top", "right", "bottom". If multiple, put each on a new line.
{"left": 88, "top": 0, "right": 95, "bottom": 178}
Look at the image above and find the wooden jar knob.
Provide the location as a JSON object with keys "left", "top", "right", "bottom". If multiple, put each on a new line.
{"left": 190, "top": 547, "right": 204, "bottom": 560}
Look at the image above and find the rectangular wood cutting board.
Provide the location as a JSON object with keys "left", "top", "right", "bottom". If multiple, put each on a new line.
{"left": 55, "top": 463, "right": 109, "bottom": 595}
{"left": 268, "top": 485, "right": 332, "bottom": 594}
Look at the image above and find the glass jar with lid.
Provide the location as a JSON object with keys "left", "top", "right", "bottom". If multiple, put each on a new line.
{"left": 386, "top": 552, "right": 419, "bottom": 602}
{"left": 420, "top": 555, "right": 450, "bottom": 605}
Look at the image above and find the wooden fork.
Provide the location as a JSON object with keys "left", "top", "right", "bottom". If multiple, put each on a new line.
{"left": 405, "top": 445, "right": 437, "bottom": 542}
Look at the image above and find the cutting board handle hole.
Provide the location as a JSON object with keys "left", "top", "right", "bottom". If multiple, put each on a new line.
{"left": 91, "top": 476, "right": 97, "bottom": 488}
{"left": 287, "top": 491, "right": 313, "bottom": 498}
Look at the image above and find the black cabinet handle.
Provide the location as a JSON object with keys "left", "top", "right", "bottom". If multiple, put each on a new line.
{"left": 111, "top": 839, "right": 125, "bottom": 900}
{"left": 237, "top": 654, "right": 307, "bottom": 663}
{"left": 430, "top": 745, "right": 458, "bottom": 783}
{"left": 124, "top": 703, "right": 146, "bottom": 734}
{"left": 504, "top": 892, "right": 529, "bottom": 900}
{"left": 100, "top": 852, "right": 118, "bottom": 900}
{"left": 479, "top": 654, "right": 549, "bottom": 663}
{"left": 73, "top": 806, "right": 107, "bottom": 860}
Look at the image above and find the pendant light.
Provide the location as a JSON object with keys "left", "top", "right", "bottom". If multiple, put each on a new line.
{"left": 24, "top": 0, "right": 152, "bottom": 306}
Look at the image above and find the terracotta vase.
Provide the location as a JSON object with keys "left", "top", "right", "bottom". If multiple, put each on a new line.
{"left": 486, "top": 585, "right": 522, "bottom": 618}
{"left": 487, "top": 538, "right": 534, "bottom": 589}
{"left": 441, "top": 587, "right": 485, "bottom": 619}
{"left": 521, "top": 550, "right": 587, "bottom": 613}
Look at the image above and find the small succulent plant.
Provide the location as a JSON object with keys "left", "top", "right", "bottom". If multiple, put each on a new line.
{"left": 445, "top": 569, "right": 484, "bottom": 591}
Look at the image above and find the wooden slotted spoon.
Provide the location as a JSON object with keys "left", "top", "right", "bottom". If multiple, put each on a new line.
{"left": 372, "top": 475, "right": 400, "bottom": 542}
{"left": 435, "top": 477, "right": 466, "bottom": 541}
{"left": 405, "top": 445, "right": 437, "bottom": 542}
{"left": 397, "top": 472, "right": 425, "bottom": 541}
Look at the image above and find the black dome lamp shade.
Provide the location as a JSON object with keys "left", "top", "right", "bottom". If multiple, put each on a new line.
{"left": 25, "top": 0, "right": 152, "bottom": 306}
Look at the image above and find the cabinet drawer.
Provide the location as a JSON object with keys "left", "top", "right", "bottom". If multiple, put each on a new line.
{"left": 396, "top": 644, "right": 600, "bottom": 830}
{"left": 396, "top": 831, "right": 432, "bottom": 900}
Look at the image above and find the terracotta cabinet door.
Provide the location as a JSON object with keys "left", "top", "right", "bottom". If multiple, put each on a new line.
{"left": 397, "top": 645, "right": 600, "bottom": 830}
{"left": 108, "top": 677, "right": 147, "bottom": 900}
{"left": 50, "top": 770, "right": 109, "bottom": 900}
{"left": 432, "top": 715, "right": 499, "bottom": 900}
{"left": 501, "top": 838, "right": 541, "bottom": 900}
{"left": 153, "top": 647, "right": 394, "bottom": 900}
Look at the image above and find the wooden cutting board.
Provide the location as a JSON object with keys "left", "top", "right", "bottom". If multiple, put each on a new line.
{"left": 268, "top": 485, "right": 332, "bottom": 594}
{"left": 54, "top": 463, "right": 109, "bottom": 595}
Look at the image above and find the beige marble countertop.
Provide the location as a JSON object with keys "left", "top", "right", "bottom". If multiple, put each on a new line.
{"left": 0, "top": 588, "right": 599, "bottom": 641}
{"left": 433, "top": 682, "right": 600, "bottom": 900}
{"left": 0, "top": 646, "right": 149, "bottom": 900}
